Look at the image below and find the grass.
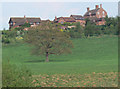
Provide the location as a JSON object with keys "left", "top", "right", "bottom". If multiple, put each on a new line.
{"left": 2, "top": 35, "right": 118, "bottom": 75}
{"left": 2, "top": 63, "right": 32, "bottom": 87}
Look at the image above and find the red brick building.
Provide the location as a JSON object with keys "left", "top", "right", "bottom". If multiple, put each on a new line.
{"left": 54, "top": 16, "right": 76, "bottom": 24}
{"left": 54, "top": 15, "right": 86, "bottom": 27}
{"left": 70, "top": 15, "right": 86, "bottom": 26}
{"left": 9, "top": 15, "right": 41, "bottom": 29}
{"left": 9, "top": 4, "right": 107, "bottom": 29}
{"left": 84, "top": 4, "right": 107, "bottom": 25}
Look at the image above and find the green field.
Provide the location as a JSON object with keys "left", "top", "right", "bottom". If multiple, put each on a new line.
{"left": 2, "top": 35, "right": 118, "bottom": 75}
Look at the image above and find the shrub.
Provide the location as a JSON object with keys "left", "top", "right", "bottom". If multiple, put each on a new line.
{"left": 2, "top": 62, "right": 33, "bottom": 87}
{"left": 2, "top": 37, "right": 10, "bottom": 44}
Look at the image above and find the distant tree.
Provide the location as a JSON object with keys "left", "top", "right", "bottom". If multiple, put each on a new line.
{"left": 105, "top": 15, "right": 118, "bottom": 27}
{"left": 84, "top": 23, "right": 95, "bottom": 37}
{"left": 2, "top": 29, "right": 17, "bottom": 44}
{"left": 85, "top": 18, "right": 90, "bottom": 26}
{"left": 104, "top": 16, "right": 118, "bottom": 35}
{"left": 84, "top": 22, "right": 102, "bottom": 37}
{"left": 24, "top": 22, "right": 74, "bottom": 62}
{"left": 69, "top": 22, "right": 84, "bottom": 38}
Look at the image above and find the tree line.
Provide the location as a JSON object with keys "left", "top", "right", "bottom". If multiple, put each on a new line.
{"left": 2, "top": 16, "right": 119, "bottom": 45}
{"left": 68, "top": 16, "right": 119, "bottom": 38}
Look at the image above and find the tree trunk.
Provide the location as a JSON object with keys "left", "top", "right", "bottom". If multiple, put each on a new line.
{"left": 46, "top": 52, "right": 49, "bottom": 62}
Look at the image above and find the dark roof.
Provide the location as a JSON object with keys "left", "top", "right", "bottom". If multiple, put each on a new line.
{"left": 70, "top": 15, "right": 84, "bottom": 20}
{"left": 41, "top": 19, "right": 51, "bottom": 22}
{"left": 9, "top": 17, "right": 41, "bottom": 26}
{"left": 84, "top": 8, "right": 100, "bottom": 16}
{"left": 57, "top": 17, "right": 76, "bottom": 22}
{"left": 26, "top": 18, "right": 41, "bottom": 23}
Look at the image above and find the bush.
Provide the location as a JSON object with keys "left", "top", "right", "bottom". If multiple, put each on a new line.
{"left": 2, "top": 37, "right": 10, "bottom": 44}
{"left": 2, "top": 62, "right": 33, "bottom": 87}
{"left": 69, "top": 22, "right": 85, "bottom": 38}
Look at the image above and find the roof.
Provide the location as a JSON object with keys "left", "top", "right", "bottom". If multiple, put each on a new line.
{"left": 41, "top": 19, "right": 51, "bottom": 22}
{"left": 70, "top": 15, "right": 84, "bottom": 20}
{"left": 9, "top": 17, "right": 41, "bottom": 26}
{"left": 57, "top": 17, "right": 76, "bottom": 22}
{"left": 84, "top": 8, "right": 100, "bottom": 16}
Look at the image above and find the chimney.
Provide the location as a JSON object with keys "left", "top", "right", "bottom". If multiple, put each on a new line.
{"left": 100, "top": 4, "right": 102, "bottom": 8}
{"left": 24, "top": 15, "right": 26, "bottom": 18}
{"left": 95, "top": 5, "right": 99, "bottom": 9}
{"left": 87, "top": 7, "right": 89, "bottom": 11}
{"left": 55, "top": 16, "right": 57, "bottom": 21}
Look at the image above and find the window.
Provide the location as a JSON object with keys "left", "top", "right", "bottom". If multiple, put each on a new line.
{"left": 89, "top": 12, "right": 91, "bottom": 15}
{"left": 30, "top": 22, "right": 33, "bottom": 24}
{"left": 97, "top": 12, "right": 100, "bottom": 15}
{"left": 102, "top": 11, "right": 105, "bottom": 15}
{"left": 10, "top": 22, "right": 13, "bottom": 25}
{"left": 102, "top": 11, "right": 105, "bottom": 17}
{"left": 36, "top": 22, "right": 40, "bottom": 24}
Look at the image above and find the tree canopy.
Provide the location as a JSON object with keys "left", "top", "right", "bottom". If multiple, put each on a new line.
{"left": 24, "top": 22, "right": 74, "bottom": 62}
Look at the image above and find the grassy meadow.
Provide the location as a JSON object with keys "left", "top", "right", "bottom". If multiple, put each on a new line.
{"left": 2, "top": 35, "right": 118, "bottom": 87}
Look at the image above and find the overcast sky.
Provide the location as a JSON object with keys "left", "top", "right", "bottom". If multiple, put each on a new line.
{"left": 1, "top": 2, "right": 118, "bottom": 30}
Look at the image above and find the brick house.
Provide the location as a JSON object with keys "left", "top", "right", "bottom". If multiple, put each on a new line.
{"left": 54, "top": 16, "right": 86, "bottom": 27}
{"left": 84, "top": 4, "right": 107, "bottom": 25}
{"left": 54, "top": 16, "right": 76, "bottom": 24}
{"left": 9, "top": 15, "right": 41, "bottom": 29}
{"left": 70, "top": 15, "right": 86, "bottom": 26}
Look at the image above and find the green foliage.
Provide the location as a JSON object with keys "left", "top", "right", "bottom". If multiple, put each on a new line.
{"left": 2, "top": 62, "right": 32, "bottom": 87}
{"left": 24, "top": 22, "right": 74, "bottom": 62}
{"left": 85, "top": 18, "right": 96, "bottom": 26}
{"left": 2, "top": 25, "right": 27, "bottom": 44}
{"left": 69, "top": 22, "right": 85, "bottom": 38}
{"left": 2, "top": 38, "right": 10, "bottom": 44}
{"left": 2, "top": 30, "right": 17, "bottom": 44}
{"left": 103, "top": 16, "right": 118, "bottom": 35}
{"left": 82, "top": 16, "right": 118, "bottom": 38}
{"left": 13, "top": 23, "right": 30, "bottom": 31}
{"left": 22, "top": 23, "right": 31, "bottom": 28}
{"left": 105, "top": 15, "right": 118, "bottom": 27}
{"left": 84, "top": 23, "right": 102, "bottom": 37}
{"left": 62, "top": 22, "right": 73, "bottom": 26}
{"left": 58, "top": 22, "right": 73, "bottom": 26}
{"left": 2, "top": 30, "right": 16, "bottom": 38}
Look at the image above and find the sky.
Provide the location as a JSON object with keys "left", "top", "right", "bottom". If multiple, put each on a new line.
{"left": 0, "top": 2, "right": 119, "bottom": 30}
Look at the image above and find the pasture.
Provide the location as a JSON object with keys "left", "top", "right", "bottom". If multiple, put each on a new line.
{"left": 2, "top": 35, "right": 118, "bottom": 75}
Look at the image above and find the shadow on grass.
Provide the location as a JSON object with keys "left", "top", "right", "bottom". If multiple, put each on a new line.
{"left": 25, "top": 59, "right": 68, "bottom": 63}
